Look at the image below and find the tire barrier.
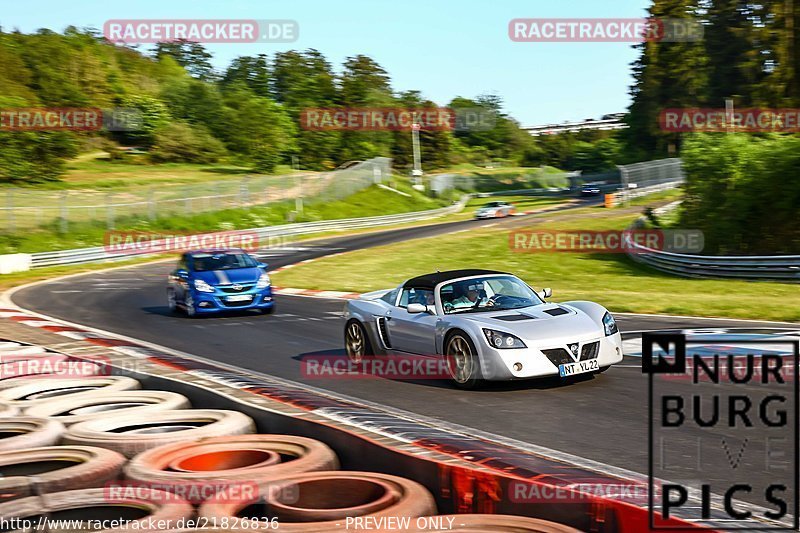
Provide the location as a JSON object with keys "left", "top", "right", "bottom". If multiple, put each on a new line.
{"left": 125, "top": 435, "right": 340, "bottom": 494}
{"left": 200, "top": 471, "right": 437, "bottom": 532}
{"left": 24, "top": 390, "right": 191, "bottom": 426}
{"left": 0, "top": 400, "right": 18, "bottom": 416}
{"left": 63, "top": 410, "right": 257, "bottom": 458}
{"left": 399, "top": 514, "right": 581, "bottom": 532}
{"left": 0, "top": 345, "right": 49, "bottom": 356}
{"left": 0, "top": 416, "right": 64, "bottom": 452}
{"left": 0, "top": 330, "right": 709, "bottom": 530}
{"left": 0, "top": 487, "right": 194, "bottom": 531}
{"left": 0, "top": 446, "right": 126, "bottom": 501}
{"left": 0, "top": 376, "right": 141, "bottom": 408}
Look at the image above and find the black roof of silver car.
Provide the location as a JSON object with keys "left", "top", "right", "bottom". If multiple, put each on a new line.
{"left": 402, "top": 269, "right": 508, "bottom": 290}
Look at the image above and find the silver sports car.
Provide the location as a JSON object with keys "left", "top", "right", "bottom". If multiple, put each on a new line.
{"left": 343, "top": 269, "right": 623, "bottom": 388}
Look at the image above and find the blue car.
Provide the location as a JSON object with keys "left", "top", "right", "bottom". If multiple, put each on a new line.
{"left": 167, "top": 249, "right": 274, "bottom": 317}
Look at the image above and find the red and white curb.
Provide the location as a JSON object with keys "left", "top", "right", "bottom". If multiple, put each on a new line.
{"left": 274, "top": 287, "right": 362, "bottom": 300}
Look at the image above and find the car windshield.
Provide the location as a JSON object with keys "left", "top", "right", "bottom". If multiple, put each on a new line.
{"left": 439, "top": 275, "right": 544, "bottom": 314}
{"left": 483, "top": 202, "right": 504, "bottom": 207}
{"left": 191, "top": 252, "right": 257, "bottom": 271}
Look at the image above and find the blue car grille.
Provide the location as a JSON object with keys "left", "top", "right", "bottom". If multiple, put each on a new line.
{"left": 221, "top": 297, "right": 255, "bottom": 307}
{"left": 219, "top": 284, "right": 256, "bottom": 293}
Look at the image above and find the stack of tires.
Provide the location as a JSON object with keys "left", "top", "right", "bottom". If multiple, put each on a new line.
{"left": 0, "top": 341, "right": 577, "bottom": 532}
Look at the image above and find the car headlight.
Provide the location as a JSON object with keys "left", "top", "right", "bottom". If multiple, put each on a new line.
{"left": 603, "top": 312, "right": 618, "bottom": 336}
{"left": 483, "top": 329, "right": 526, "bottom": 349}
{"left": 194, "top": 279, "right": 215, "bottom": 293}
{"left": 256, "top": 272, "right": 271, "bottom": 289}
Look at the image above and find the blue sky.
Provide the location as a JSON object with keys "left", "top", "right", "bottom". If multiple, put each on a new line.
{"left": 2, "top": 0, "right": 651, "bottom": 125}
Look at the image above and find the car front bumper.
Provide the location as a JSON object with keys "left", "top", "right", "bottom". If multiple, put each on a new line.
{"left": 190, "top": 287, "right": 274, "bottom": 314}
{"left": 476, "top": 331, "right": 623, "bottom": 380}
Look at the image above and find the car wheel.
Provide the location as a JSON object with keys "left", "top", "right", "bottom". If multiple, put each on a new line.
{"left": 444, "top": 331, "right": 482, "bottom": 389}
{"left": 166, "top": 289, "right": 177, "bottom": 314}
{"left": 344, "top": 320, "right": 372, "bottom": 364}
{"left": 184, "top": 293, "right": 197, "bottom": 317}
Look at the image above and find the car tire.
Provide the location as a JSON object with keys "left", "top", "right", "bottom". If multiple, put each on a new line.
{"left": 444, "top": 331, "right": 483, "bottom": 389}
{"left": 23, "top": 390, "right": 191, "bottom": 426}
{"left": 0, "top": 487, "right": 193, "bottom": 527}
{"left": 63, "top": 409, "right": 256, "bottom": 458}
{"left": 167, "top": 288, "right": 178, "bottom": 314}
{"left": 0, "top": 417, "right": 64, "bottom": 452}
{"left": 200, "top": 471, "right": 436, "bottom": 531}
{"left": 125, "top": 435, "right": 340, "bottom": 494}
{"left": 0, "top": 446, "right": 126, "bottom": 500}
{"left": 345, "top": 319, "right": 372, "bottom": 364}
{"left": 184, "top": 293, "right": 197, "bottom": 317}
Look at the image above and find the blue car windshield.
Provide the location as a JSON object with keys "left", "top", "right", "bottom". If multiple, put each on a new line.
{"left": 191, "top": 253, "right": 257, "bottom": 271}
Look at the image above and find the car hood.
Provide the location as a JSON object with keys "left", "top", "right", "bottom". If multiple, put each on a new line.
{"left": 461, "top": 303, "right": 601, "bottom": 340}
{"left": 193, "top": 267, "right": 262, "bottom": 285}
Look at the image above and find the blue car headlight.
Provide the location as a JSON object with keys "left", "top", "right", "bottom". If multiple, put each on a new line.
{"left": 603, "top": 312, "right": 618, "bottom": 336}
{"left": 483, "top": 329, "right": 526, "bottom": 349}
{"left": 256, "top": 272, "right": 271, "bottom": 289}
{"left": 194, "top": 279, "right": 215, "bottom": 293}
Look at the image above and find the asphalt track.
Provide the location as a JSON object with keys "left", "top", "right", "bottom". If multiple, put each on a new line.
{"left": 13, "top": 203, "right": 799, "bottom": 512}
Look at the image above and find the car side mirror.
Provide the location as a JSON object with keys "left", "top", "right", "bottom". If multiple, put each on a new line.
{"left": 176, "top": 269, "right": 189, "bottom": 278}
{"left": 407, "top": 303, "right": 431, "bottom": 314}
{"left": 539, "top": 287, "right": 552, "bottom": 299}
{"left": 257, "top": 262, "right": 267, "bottom": 269}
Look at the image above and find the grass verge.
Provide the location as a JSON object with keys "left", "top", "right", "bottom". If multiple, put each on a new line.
{"left": 273, "top": 199, "right": 800, "bottom": 323}
{"left": 0, "top": 178, "right": 454, "bottom": 254}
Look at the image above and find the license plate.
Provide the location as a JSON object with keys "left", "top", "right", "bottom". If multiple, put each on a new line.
{"left": 226, "top": 294, "right": 253, "bottom": 302}
{"left": 559, "top": 359, "right": 599, "bottom": 377}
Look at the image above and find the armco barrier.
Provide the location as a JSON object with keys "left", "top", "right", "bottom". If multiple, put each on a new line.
{"left": 626, "top": 206, "right": 800, "bottom": 282}
{"left": 0, "top": 309, "right": 731, "bottom": 531}
{"left": 29, "top": 199, "right": 467, "bottom": 269}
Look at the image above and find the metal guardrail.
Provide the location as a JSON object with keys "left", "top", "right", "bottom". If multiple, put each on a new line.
{"left": 30, "top": 198, "right": 468, "bottom": 269}
{"left": 626, "top": 204, "right": 800, "bottom": 282}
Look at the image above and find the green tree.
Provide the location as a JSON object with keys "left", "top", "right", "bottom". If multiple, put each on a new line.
{"left": 117, "top": 94, "right": 171, "bottom": 147}
{"left": 150, "top": 122, "right": 226, "bottom": 163}
{"left": 154, "top": 40, "right": 215, "bottom": 80}
{"left": 223, "top": 54, "right": 270, "bottom": 97}
{"left": 625, "top": 0, "right": 709, "bottom": 158}
{"left": 0, "top": 131, "right": 77, "bottom": 183}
